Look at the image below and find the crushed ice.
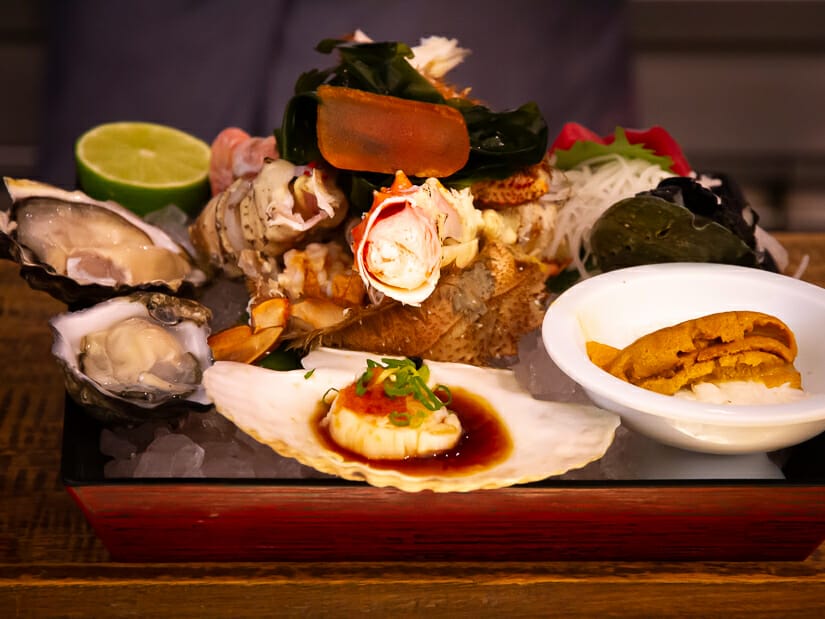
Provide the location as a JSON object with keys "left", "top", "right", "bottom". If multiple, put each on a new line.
{"left": 99, "top": 328, "right": 784, "bottom": 481}
{"left": 100, "top": 410, "right": 332, "bottom": 480}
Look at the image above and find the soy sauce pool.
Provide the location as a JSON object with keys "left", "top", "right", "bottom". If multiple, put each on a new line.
{"left": 313, "top": 386, "right": 513, "bottom": 476}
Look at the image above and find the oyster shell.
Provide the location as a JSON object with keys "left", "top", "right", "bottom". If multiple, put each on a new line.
{"left": 51, "top": 292, "right": 213, "bottom": 425}
{"left": 202, "top": 348, "right": 619, "bottom": 492}
{"left": 1, "top": 177, "right": 206, "bottom": 306}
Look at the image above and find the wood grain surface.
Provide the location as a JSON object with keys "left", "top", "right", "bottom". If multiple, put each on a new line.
{"left": 1, "top": 233, "right": 824, "bottom": 617}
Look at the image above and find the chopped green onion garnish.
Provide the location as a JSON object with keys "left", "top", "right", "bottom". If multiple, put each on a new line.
{"left": 389, "top": 410, "right": 427, "bottom": 427}
{"left": 434, "top": 384, "right": 452, "bottom": 406}
{"left": 354, "top": 357, "right": 449, "bottom": 411}
{"left": 389, "top": 411, "right": 411, "bottom": 426}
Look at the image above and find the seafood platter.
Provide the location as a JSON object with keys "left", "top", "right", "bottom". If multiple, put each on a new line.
{"left": 6, "top": 34, "right": 825, "bottom": 561}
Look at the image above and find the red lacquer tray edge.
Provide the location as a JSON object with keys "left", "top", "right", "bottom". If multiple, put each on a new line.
{"left": 61, "top": 394, "right": 825, "bottom": 562}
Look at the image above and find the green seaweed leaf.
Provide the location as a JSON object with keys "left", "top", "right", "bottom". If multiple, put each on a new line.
{"left": 591, "top": 195, "right": 761, "bottom": 272}
{"left": 276, "top": 38, "right": 548, "bottom": 209}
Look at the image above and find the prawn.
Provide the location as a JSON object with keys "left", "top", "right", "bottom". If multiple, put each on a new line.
{"left": 209, "top": 127, "right": 278, "bottom": 196}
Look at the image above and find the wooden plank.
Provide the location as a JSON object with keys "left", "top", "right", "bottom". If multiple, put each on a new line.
{"left": 0, "top": 261, "right": 107, "bottom": 564}
{"left": 1, "top": 560, "right": 824, "bottom": 618}
{"left": 66, "top": 482, "right": 824, "bottom": 562}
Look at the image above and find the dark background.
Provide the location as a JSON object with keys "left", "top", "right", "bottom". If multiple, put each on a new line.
{"left": 2, "top": 0, "right": 825, "bottom": 231}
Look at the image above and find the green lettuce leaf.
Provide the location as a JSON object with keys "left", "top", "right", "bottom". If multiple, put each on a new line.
{"left": 553, "top": 127, "right": 675, "bottom": 171}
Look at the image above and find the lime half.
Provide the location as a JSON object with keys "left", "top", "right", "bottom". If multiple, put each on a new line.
{"left": 75, "top": 121, "right": 211, "bottom": 216}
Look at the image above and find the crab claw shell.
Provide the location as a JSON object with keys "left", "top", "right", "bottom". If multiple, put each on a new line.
{"left": 202, "top": 359, "right": 620, "bottom": 493}
{"left": 208, "top": 324, "right": 284, "bottom": 364}
{"left": 470, "top": 160, "right": 553, "bottom": 208}
{"left": 352, "top": 195, "right": 442, "bottom": 306}
{"left": 207, "top": 297, "right": 290, "bottom": 364}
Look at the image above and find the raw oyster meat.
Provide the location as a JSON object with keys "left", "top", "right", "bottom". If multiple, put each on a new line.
{"left": 51, "top": 292, "right": 213, "bottom": 425}
{"left": 1, "top": 177, "right": 206, "bottom": 306}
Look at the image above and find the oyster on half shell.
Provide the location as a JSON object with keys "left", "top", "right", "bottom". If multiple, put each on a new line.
{"left": 1, "top": 177, "right": 206, "bottom": 306}
{"left": 51, "top": 292, "right": 214, "bottom": 425}
{"left": 202, "top": 348, "right": 620, "bottom": 492}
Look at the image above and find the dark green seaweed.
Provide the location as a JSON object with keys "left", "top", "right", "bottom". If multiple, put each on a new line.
{"left": 590, "top": 195, "right": 761, "bottom": 272}
{"left": 275, "top": 38, "right": 548, "bottom": 210}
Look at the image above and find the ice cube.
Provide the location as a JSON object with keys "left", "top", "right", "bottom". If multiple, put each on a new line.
{"left": 113, "top": 420, "right": 162, "bottom": 451}
{"left": 250, "top": 446, "right": 316, "bottom": 479}
{"left": 233, "top": 427, "right": 331, "bottom": 479}
{"left": 200, "top": 439, "right": 256, "bottom": 478}
{"left": 104, "top": 456, "right": 139, "bottom": 478}
{"left": 197, "top": 277, "right": 249, "bottom": 331}
{"left": 143, "top": 204, "right": 196, "bottom": 256}
{"left": 235, "top": 427, "right": 266, "bottom": 451}
{"left": 177, "top": 409, "right": 238, "bottom": 443}
{"left": 514, "top": 329, "right": 588, "bottom": 403}
{"left": 133, "top": 433, "right": 205, "bottom": 477}
{"left": 99, "top": 428, "right": 137, "bottom": 460}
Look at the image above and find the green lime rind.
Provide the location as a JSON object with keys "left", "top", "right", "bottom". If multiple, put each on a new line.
{"left": 74, "top": 121, "right": 211, "bottom": 217}
{"left": 76, "top": 157, "right": 209, "bottom": 216}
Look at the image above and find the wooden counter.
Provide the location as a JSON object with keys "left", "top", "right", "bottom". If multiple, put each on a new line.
{"left": 1, "top": 233, "right": 824, "bottom": 617}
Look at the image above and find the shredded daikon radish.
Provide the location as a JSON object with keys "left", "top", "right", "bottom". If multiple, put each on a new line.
{"left": 548, "top": 154, "right": 675, "bottom": 278}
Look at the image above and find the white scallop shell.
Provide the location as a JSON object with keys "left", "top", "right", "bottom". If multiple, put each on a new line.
{"left": 202, "top": 350, "right": 620, "bottom": 492}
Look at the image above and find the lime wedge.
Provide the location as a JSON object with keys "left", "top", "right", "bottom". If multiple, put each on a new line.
{"left": 75, "top": 121, "right": 211, "bottom": 216}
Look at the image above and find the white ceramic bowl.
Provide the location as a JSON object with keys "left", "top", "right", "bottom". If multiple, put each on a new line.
{"left": 542, "top": 263, "right": 825, "bottom": 454}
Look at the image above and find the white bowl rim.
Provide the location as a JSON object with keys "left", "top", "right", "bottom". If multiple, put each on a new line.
{"left": 542, "top": 262, "right": 825, "bottom": 427}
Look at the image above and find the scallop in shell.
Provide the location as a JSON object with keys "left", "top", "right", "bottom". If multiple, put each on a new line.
{"left": 202, "top": 348, "right": 619, "bottom": 492}
{"left": 1, "top": 177, "right": 206, "bottom": 306}
{"left": 51, "top": 292, "right": 213, "bottom": 425}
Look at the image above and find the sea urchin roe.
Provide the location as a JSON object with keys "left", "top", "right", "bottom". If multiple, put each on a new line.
{"left": 587, "top": 310, "right": 802, "bottom": 396}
